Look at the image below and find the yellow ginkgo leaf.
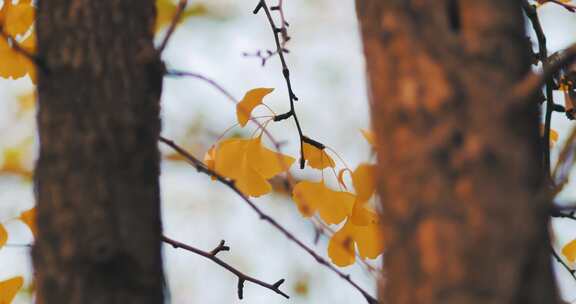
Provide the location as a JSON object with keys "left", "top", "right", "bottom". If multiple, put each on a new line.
{"left": 246, "top": 137, "right": 294, "bottom": 179}
{"left": 0, "top": 223, "right": 7, "bottom": 249}
{"left": 0, "top": 1, "right": 14, "bottom": 24}
{"left": 4, "top": 3, "right": 34, "bottom": 36}
{"left": 0, "top": 276, "right": 24, "bottom": 304}
{"left": 352, "top": 221, "right": 384, "bottom": 259}
{"left": 292, "top": 181, "right": 354, "bottom": 224}
{"left": 360, "top": 129, "right": 375, "bottom": 147}
{"left": 155, "top": 0, "right": 207, "bottom": 32}
{"left": 562, "top": 238, "right": 576, "bottom": 263}
{"left": 203, "top": 146, "right": 216, "bottom": 180}
{"left": 0, "top": 33, "right": 36, "bottom": 82}
{"left": 0, "top": 38, "right": 28, "bottom": 79}
{"left": 328, "top": 218, "right": 384, "bottom": 267}
{"left": 550, "top": 129, "right": 559, "bottom": 147}
{"left": 19, "top": 207, "right": 36, "bottom": 237}
{"left": 302, "top": 142, "right": 335, "bottom": 170}
{"left": 214, "top": 137, "right": 294, "bottom": 197}
{"left": 236, "top": 88, "right": 274, "bottom": 127}
{"left": 352, "top": 163, "right": 375, "bottom": 202}
{"left": 328, "top": 222, "right": 356, "bottom": 267}
{"left": 350, "top": 202, "right": 377, "bottom": 226}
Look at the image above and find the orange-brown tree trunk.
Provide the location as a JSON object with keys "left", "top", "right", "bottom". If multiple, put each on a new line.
{"left": 34, "top": 1, "right": 164, "bottom": 303}
{"left": 356, "top": 1, "right": 558, "bottom": 303}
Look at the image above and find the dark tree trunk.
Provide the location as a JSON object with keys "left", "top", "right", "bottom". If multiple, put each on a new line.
{"left": 356, "top": 1, "right": 558, "bottom": 303}
{"left": 34, "top": 1, "right": 164, "bottom": 303}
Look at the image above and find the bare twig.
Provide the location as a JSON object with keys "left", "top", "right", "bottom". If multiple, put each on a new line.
{"left": 513, "top": 43, "right": 576, "bottom": 100}
{"left": 244, "top": 0, "right": 290, "bottom": 66}
{"left": 159, "top": 136, "right": 379, "bottom": 304}
{"left": 521, "top": 1, "right": 555, "bottom": 181}
{"left": 165, "top": 69, "right": 237, "bottom": 103}
{"left": 162, "top": 236, "right": 289, "bottom": 299}
{"left": 552, "top": 246, "right": 576, "bottom": 281}
{"left": 253, "top": 0, "right": 328, "bottom": 170}
{"left": 158, "top": 0, "right": 188, "bottom": 53}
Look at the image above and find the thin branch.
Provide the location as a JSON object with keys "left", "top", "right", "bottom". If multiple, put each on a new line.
{"left": 165, "top": 69, "right": 237, "bottom": 103}
{"left": 520, "top": 1, "right": 554, "bottom": 181}
{"left": 159, "top": 136, "right": 379, "bottom": 304}
{"left": 162, "top": 236, "right": 289, "bottom": 299}
{"left": 513, "top": 43, "right": 576, "bottom": 99}
{"left": 551, "top": 209, "right": 576, "bottom": 221}
{"left": 255, "top": 0, "right": 314, "bottom": 169}
{"left": 158, "top": 0, "right": 188, "bottom": 54}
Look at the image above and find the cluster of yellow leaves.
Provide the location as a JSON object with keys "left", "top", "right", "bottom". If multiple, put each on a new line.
{"left": 0, "top": 0, "right": 36, "bottom": 83}
{"left": 203, "top": 88, "right": 294, "bottom": 197}
{"left": 210, "top": 87, "right": 383, "bottom": 267}
{"left": 293, "top": 135, "right": 383, "bottom": 266}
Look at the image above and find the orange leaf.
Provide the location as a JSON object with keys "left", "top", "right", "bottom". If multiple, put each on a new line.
{"left": 328, "top": 218, "right": 384, "bottom": 267}
{"left": 328, "top": 221, "right": 356, "bottom": 267}
{"left": 0, "top": 276, "right": 24, "bottom": 304}
{"left": 292, "top": 181, "right": 354, "bottom": 224}
{"left": 19, "top": 207, "right": 36, "bottom": 237}
{"left": 214, "top": 137, "right": 294, "bottom": 197}
{"left": 4, "top": 3, "right": 34, "bottom": 36}
{"left": 0, "top": 223, "right": 7, "bottom": 249}
{"left": 302, "top": 142, "right": 335, "bottom": 170}
{"left": 352, "top": 163, "right": 375, "bottom": 202}
{"left": 562, "top": 238, "right": 576, "bottom": 263}
{"left": 360, "top": 129, "right": 375, "bottom": 147}
{"left": 236, "top": 88, "right": 274, "bottom": 127}
{"left": 352, "top": 221, "right": 384, "bottom": 259}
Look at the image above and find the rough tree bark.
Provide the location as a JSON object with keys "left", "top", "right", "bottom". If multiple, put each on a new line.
{"left": 356, "top": 1, "right": 558, "bottom": 303}
{"left": 34, "top": 1, "right": 164, "bottom": 303}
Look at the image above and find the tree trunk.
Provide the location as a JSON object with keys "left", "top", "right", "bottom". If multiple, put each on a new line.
{"left": 356, "top": 1, "right": 558, "bottom": 303}
{"left": 34, "top": 1, "right": 164, "bottom": 303}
